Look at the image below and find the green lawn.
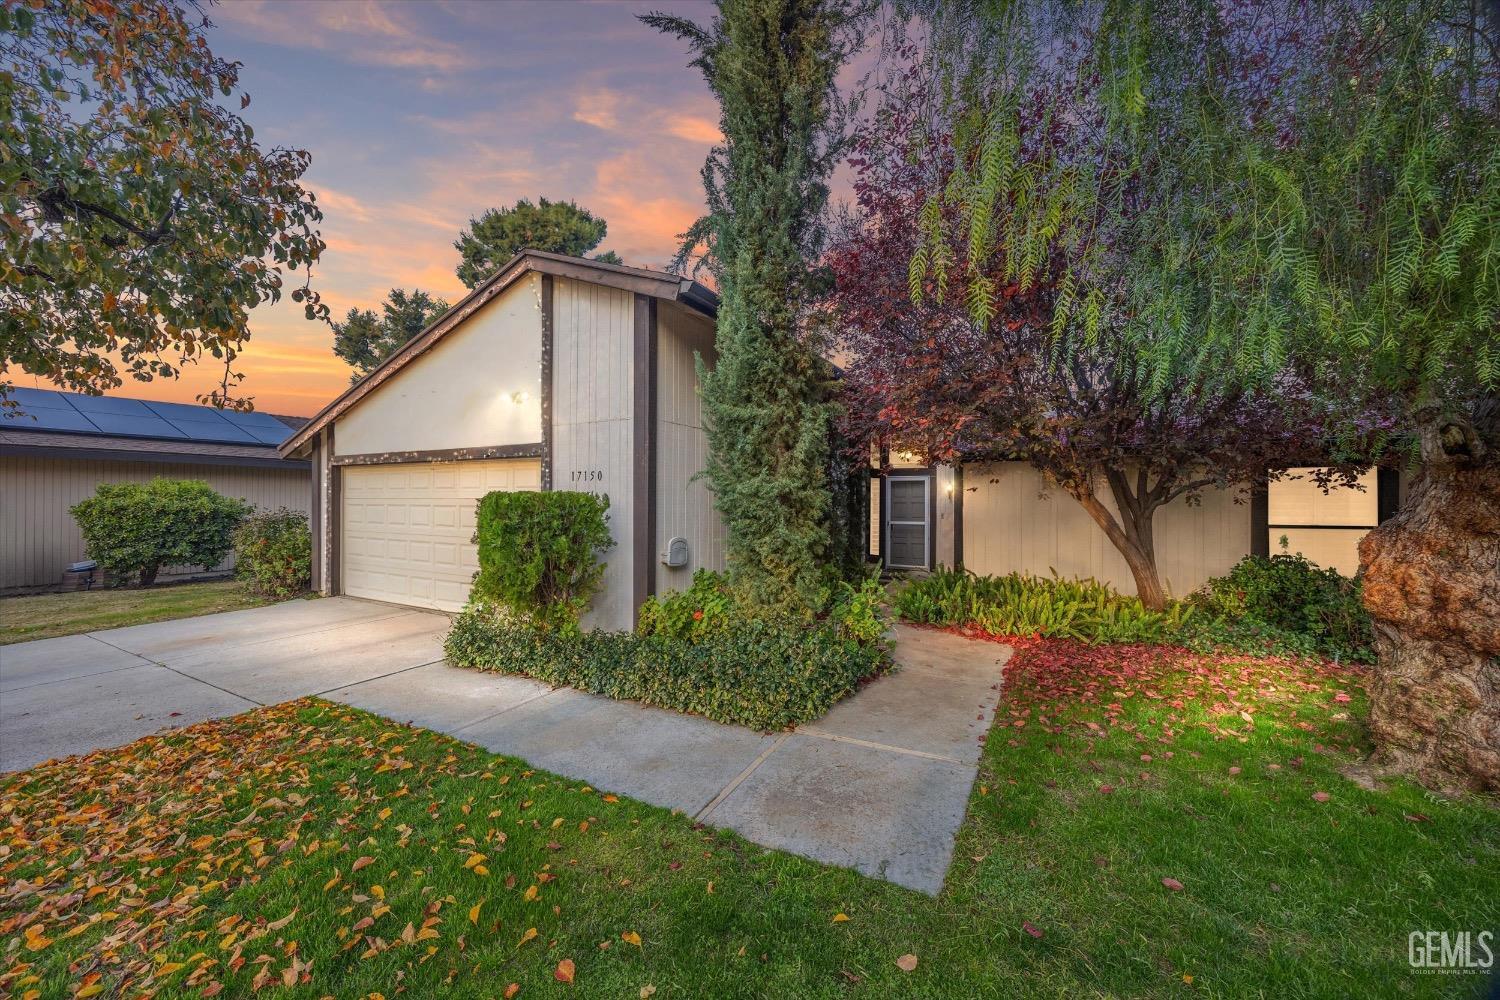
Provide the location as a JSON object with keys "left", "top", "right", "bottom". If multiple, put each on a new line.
{"left": 0, "top": 640, "right": 1494, "bottom": 998}
{"left": 0, "top": 579, "right": 280, "bottom": 644}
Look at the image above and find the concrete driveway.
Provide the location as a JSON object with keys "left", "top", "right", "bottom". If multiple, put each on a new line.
{"left": 1, "top": 599, "right": 1008, "bottom": 894}
{"left": 1, "top": 598, "right": 450, "bottom": 771}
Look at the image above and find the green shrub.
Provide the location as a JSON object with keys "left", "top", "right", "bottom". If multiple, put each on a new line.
{"left": 829, "top": 573, "right": 890, "bottom": 646}
{"left": 233, "top": 508, "right": 311, "bottom": 599}
{"left": 893, "top": 568, "right": 1190, "bottom": 644}
{"left": 446, "top": 606, "right": 890, "bottom": 731}
{"left": 639, "top": 568, "right": 893, "bottom": 650}
{"left": 1180, "top": 554, "right": 1374, "bottom": 663}
{"left": 636, "top": 569, "right": 735, "bottom": 641}
{"left": 70, "top": 479, "right": 252, "bottom": 586}
{"left": 471, "top": 491, "right": 613, "bottom": 632}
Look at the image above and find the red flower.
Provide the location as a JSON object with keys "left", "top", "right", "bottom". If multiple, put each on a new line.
{"left": 692, "top": 610, "right": 704, "bottom": 621}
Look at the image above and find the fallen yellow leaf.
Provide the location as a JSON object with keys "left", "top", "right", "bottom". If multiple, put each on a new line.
{"left": 896, "top": 953, "right": 918, "bottom": 972}
{"left": 640, "top": 986, "right": 657, "bottom": 999}
{"left": 621, "top": 930, "right": 642, "bottom": 947}
{"left": 469, "top": 901, "right": 484, "bottom": 925}
{"left": 832, "top": 913, "right": 850, "bottom": 923}
{"left": 504, "top": 985, "right": 520, "bottom": 999}
{"left": 517, "top": 927, "right": 538, "bottom": 947}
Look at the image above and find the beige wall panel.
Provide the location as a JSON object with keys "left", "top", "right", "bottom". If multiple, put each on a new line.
{"left": 1268, "top": 468, "right": 1377, "bottom": 526}
{"left": 0, "top": 456, "right": 308, "bottom": 590}
{"left": 341, "top": 459, "right": 539, "bottom": 612}
{"left": 1273, "top": 527, "right": 1368, "bottom": 576}
{"left": 655, "top": 303, "right": 725, "bottom": 594}
{"left": 961, "top": 462, "right": 1250, "bottom": 597}
{"left": 551, "top": 277, "right": 636, "bottom": 630}
{"left": 333, "top": 274, "right": 543, "bottom": 456}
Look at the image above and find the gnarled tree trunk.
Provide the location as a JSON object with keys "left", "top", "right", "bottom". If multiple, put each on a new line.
{"left": 1359, "top": 403, "right": 1500, "bottom": 793}
{"left": 1073, "top": 482, "right": 1169, "bottom": 611}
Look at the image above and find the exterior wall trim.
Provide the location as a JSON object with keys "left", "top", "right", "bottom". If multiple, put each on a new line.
{"left": 632, "top": 293, "right": 659, "bottom": 621}
{"left": 540, "top": 273, "right": 555, "bottom": 491}
{"left": 1250, "top": 477, "right": 1270, "bottom": 558}
{"left": 0, "top": 443, "right": 306, "bottom": 470}
{"left": 952, "top": 463, "right": 964, "bottom": 569}
{"left": 330, "top": 443, "right": 545, "bottom": 467}
{"left": 310, "top": 436, "right": 322, "bottom": 592}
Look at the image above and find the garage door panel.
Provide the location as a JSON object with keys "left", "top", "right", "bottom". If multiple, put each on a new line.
{"left": 340, "top": 459, "right": 540, "bottom": 612}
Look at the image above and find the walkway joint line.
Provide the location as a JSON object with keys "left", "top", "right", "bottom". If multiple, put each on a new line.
{"left": 693, "top": 733, "right": 789, "bottom": 823}
{"left": 793, "top": 728, "right": 968, "bottom": 766}
{"left": 158, "top": 664, "right": 266, "bottom": 708}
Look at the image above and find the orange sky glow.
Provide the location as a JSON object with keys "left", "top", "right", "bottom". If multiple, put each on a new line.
{"left": 14, "top": 1, "right": 723, "bottom": 417}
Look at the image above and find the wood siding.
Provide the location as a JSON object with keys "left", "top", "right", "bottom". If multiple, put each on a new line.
{"left": 956, "top": 462, "right": 1251, "bottom": 597}
{"left": 0, "top": 456, "right": 309, "bottom": 590}
{"left": 654, "top": 301, "right": 725, "bottom": 594}
{"left": 551, "top": 276, "right": 637, "bottom": 630}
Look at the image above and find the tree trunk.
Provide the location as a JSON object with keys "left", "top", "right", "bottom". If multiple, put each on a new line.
{"left": 1359, "top": 404, "right": 1500, "bottom": 793}
{"left": 1074, "top": 487, "right": 1169, "bottom": 610}
{"left": 140, "top": 564, "right": 160, "bottom": 587}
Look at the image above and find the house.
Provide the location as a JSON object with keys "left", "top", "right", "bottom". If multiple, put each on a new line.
{"left": 870, "top": 456, "right": 1398, "bottom": 592}
{"left": 278, "top": 251, "right": 724, "bottom": 630}
{"left": 0, "top": 389, "right": 310, "bottom": 590}
{"left": 282, "top": 250, "right": 1390, "bottom": 629}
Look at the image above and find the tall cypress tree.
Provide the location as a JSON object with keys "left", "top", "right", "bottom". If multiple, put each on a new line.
{"left": 644, "top": 0, "right": 863, "bottom": 612}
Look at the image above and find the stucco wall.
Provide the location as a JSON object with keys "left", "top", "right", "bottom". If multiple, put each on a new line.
{"left": 655, "top": 301, "right": 725, "bottom": 594}
{"left": 333, "top": 274, "right": 544, "bottom": 456}
{"left": 0, "top": 456, "right": 309, "bottom": 590}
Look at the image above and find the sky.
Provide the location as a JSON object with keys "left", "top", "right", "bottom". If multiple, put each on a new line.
{"left": 54, "top": 0, "right": 728, "bottom": 416}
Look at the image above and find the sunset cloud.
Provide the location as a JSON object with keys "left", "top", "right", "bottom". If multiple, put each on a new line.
{"left": 93, "top": 1, "right": 724, "bottom": 417}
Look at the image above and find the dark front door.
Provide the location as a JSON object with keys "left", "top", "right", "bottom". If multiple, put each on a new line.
{"left": 885, "top": 476, "right": 930, "bottom": 569}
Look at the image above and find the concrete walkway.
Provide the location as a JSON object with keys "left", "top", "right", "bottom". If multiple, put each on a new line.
{"left": 0, "top": 598, "right": 1008, "bottom": 894}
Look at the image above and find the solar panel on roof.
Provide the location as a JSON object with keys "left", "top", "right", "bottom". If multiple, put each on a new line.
{"left": 142, "top": 399, "right": 230, "bottom": 422}
{"left": 99, "top": 415, "right": 189, "bottom": 439}
{"left": 3, "top": 403, "right": 97, "bottom": 433}
{"left": 4, "top": 388, "right": 298, "bottom": 447}
{"left": 67, "top": 394, "right": 154, "bottom": 416}
{"left": 6, "top": 387, "right": 70, "bottom": 408}
{"left": 245, "top": 425, "right": 293, "bottom": 445}
{"left": 166, "top": 418, "right": 260, "bottom": 444}
{"left": 224, "top": 410, "right": 286, "bottom": 428}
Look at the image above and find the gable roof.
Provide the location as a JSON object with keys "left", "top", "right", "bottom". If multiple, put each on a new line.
{"left": 279, "top": 250, "right": 717, "bottom": 457}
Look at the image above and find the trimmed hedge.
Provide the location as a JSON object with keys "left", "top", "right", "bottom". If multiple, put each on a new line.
{"left": 445, "top": 606, "right": 890, "bottom": 731}
{"left": 472, "top": 490, "right": 613, "bottom": 632}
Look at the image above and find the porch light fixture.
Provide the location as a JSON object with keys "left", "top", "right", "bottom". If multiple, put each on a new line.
{"left": 510, "top": 390, "right": 531, "bottom": 404}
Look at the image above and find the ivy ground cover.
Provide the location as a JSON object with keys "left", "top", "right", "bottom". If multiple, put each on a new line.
{"left": 2, "top": 644, "right": 1495, "bottom": 998}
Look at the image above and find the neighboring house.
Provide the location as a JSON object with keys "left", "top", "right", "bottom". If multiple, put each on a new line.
{"left": 281, "top": 249, "right": 1392, "bottom": 629}
{"left": 279, "top": 251, "right": 724, "bottom": 630}
{"left": 0, "top": 389, "right": 310, "bottom": 591}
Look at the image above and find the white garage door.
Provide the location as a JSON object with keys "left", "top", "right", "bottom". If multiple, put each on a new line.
{"left": 341, "top": 459, "right": 541, "bottom": 612}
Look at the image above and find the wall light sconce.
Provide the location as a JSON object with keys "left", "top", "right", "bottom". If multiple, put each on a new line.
{"left": 510, "top": 390, "right": 531, "bottom": 405}
{"left": 944, "top": 480, "right": 955, "bottom": 495}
